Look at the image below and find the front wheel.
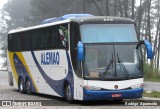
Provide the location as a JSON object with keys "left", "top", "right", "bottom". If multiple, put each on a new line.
{"left": 25, "top": 78, "right": 32, "bottom": 95}
{"left": 65, "top": 83, "right": 73, "bottom": 103}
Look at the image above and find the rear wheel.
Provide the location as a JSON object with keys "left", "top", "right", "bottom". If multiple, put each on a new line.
{"left": 65, "top": 83, "right": 73, "bottom": 103}
{"left": 18, "top": 77, "right": 25, "bottom": 93}
{"left": 25, "top": 78, "right": 32, "bottom": 95}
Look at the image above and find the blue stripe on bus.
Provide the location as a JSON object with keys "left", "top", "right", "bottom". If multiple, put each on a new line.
{"left": 83, "top": 88, "right": 143, "bottom": 100}
{"left": 31, "top": 50, "right": 74, "bottom": 97}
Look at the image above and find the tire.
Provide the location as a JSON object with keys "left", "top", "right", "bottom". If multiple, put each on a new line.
{"left": 18, "top": 77, "right": 25, "bottom": 93}
{"left": 65, "top": 83, "right": 73, "bottom": 103}
{"left": 25, "top": 78, "right": 32, "bottom": 95}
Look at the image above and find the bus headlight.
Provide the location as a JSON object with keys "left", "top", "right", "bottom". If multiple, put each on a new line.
{"left": 84, "top": 85, "right": 101, "bottom": 90}
{"left": 131, "top": 83, "right": 144, "bottom": 89}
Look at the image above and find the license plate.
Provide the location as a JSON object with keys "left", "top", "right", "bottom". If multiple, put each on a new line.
{"left": 112, "top": 94, "right": 122, "bottom": 98}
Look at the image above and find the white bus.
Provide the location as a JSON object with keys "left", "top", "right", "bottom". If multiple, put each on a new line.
{"left": 7, "top": 14, "right": 153, "bottom": 102}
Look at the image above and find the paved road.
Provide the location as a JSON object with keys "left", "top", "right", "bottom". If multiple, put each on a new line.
{"left": 0, "top": 70, "right": 160, "bottom": 107}
{"left": 144, "top": 82, "right": 160, "bottom": 91}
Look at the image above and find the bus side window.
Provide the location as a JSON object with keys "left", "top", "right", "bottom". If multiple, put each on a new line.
{"left": 46, "top": 28, "right": 52, "bottom": 49}
{"left": 12, "top": 34, "right": 16, "bottom": 51}
{"left": 8, "top": 35, "right": 13, "bottom": 52}
{"left": 51, "top": 26, "right": 67, "bottom": 49}
{"left": 13, "top": 34, "right": 21, "bottom": 52}
{"left": 24, "top": 32, "right": 32, "bottom": 51}
{"left": 38, "top": 29, "right": 48, "bottom": 49}
{"left": 32, "top": 30, "right": 39, "bottom": 50}
{"left": 10, "top": 34, "right": 17, "bottom": 52}
{"left": 56, "top": 24, "right": 69, "bottom": 49}
{"left": 51, "top": 27, "right": 60, "bottom": 48}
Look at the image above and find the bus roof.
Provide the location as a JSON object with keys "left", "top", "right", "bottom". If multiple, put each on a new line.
{"left": 76, "top": 16, "right": 134, "bottom": 24}
{"left": 8, "top": 19, "right": 71, "bottom": 34}
{"left": 8, "top": 16, "right": 134, "bottom": 34}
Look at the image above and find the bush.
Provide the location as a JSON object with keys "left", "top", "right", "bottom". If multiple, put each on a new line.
{"left": 143, "top": 62, "right": 160, "bottom": 82}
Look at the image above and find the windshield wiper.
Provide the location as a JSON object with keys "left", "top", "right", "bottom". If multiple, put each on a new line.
{"left": 102, "top": 53, "right": 113, "bottom": 79}
{"left": 117, "top": 53, "right": 130, "bottom": 79}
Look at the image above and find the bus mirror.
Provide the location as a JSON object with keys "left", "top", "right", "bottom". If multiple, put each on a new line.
{"left": 144, "top": 40, "right": 153, "bottom": 59}
{"left": 136, "top": 40, "right": 153, "bottom": 59}
{"left": 77, "top": 41, "right": 84, "bottom": 61}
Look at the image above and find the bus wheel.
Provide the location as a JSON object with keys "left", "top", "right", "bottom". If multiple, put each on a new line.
{"left": 25, "top": 78, "right": 32, "bottom": 95}
{"left": 65, "top": 83, "right": 73, "bottom": 103}
{"left": 18, "top": 77, "right": 25, "bottom": 93}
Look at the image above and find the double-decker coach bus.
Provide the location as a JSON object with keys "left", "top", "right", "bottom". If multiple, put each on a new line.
{"left": 7, "top": 14, "right": 153, "bottom": 102}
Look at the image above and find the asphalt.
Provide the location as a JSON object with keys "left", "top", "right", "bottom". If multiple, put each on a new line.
{"left": 144, "top": 81, "right": 160, "bottom": 92}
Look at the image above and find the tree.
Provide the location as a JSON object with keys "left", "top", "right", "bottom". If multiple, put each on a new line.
{"left": 124, "top": 0, "right": 128, "bottom": 17}
{"left": 92, "top": 0, "right": 103, "bottom": 15}
{"left": 132, "top": 0, "right": 135, "bottom": 19}
{"left": 0, "top": 0, "right": 31, "bottom": 68}
{"left": 114, "top": 0, "right": 117, "bottom": 16}
{"left": 83, "top": 0, "right": 86, "bottom": 13}
{"left": 118, "top": 0, "right": 123, "bottom": 17}
{"left": 106, "top": 0, "right": 109, "bottom": 16}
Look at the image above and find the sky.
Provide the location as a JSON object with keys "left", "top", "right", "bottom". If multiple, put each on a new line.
{"left": 135, "top": 0, "right": 140, "bottom": 6}
{"left": 0, "top": 0, "right": 8, "bottom": 9}
{"left": 0, "top": 0, "right": 140, "bottom": 9}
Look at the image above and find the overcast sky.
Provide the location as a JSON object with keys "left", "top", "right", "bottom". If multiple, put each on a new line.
{"left": 0, "top": 0, "right": 140, "bottom": 9}
{"left": 0, "top": 0, "right": 7, "bottom": 9}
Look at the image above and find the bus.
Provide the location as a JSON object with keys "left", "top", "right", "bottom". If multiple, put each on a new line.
{"left": 7, "top": 14, "right": 153, "bottom": 102}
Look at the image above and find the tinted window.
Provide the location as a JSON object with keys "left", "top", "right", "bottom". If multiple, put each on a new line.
{"left": 8, "top": 23, "right": 69, "bottom": 52}
{"left": 55, "top": 24, "right": 68, "bottom": 49}
{"left": 8, "top": 35, "right": 12, "bottom": 51}
{"left": 13, "top": 34, "right": 21, "bottom": 51}
{"left": 51, "top": 27, "right": 62, "bottom": 48}
{"left": 32, "top": 30, "right": 39, "bottom": 50}
{"left": 23, "top": 32, "right": 32, "bottom": 51}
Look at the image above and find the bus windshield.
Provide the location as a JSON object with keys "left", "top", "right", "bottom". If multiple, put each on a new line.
{"left": 83, "top": 44, "right": 143, "bottom": 80}
{"left": 81, "top": 24, "right": 138, "bottom": 43}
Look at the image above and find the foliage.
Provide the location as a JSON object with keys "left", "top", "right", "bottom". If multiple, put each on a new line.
{"left": 0, "top": 41, "right": 7, "bottom": 69}
{"left": 143, "top": 62, "right": 160, "bottom": 82}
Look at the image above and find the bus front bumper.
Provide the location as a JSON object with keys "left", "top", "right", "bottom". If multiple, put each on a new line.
{"left": 83, "top": 88, "right": 143, "bottom": 100}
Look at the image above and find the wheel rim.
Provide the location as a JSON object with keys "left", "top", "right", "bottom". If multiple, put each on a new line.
{"left": 26, "top": 80, "right": 31, "bottom": 91}
{"left": 20, "top": 80, "right": 23, "bottom": 91}
{"left": 66, "top": 85, "right": 72, "bottom": 100}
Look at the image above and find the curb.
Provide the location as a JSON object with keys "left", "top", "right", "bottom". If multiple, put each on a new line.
{"left": 142, "top": 97, "right": 160, "bottom": 100}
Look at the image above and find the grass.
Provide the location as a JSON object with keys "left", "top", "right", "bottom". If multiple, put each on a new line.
{"left": 143, "top": 62, "right": 160, "bottom": 82}
{"left": 143, "top": 91, "right": 160, "bottom": 98}
{"left": 144, "top": 75, "right": 160, "bottom": 82}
